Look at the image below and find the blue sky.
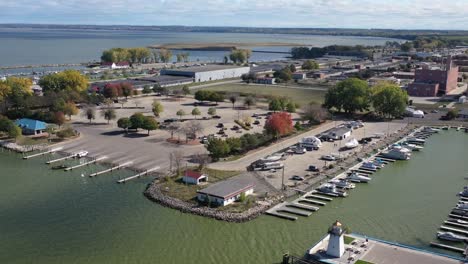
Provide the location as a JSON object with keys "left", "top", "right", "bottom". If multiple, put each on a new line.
{"left": 1, "top": 0, "right": 467, "bottom": 29}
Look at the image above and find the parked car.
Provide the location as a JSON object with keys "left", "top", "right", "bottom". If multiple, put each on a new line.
{"left": 431, "top": 110, "right": 439, "bottom": 113}
{"left": 291, "top": 175, "right": 305, "bottom": 181}
{"left": 253, "top": 120, "right": 260, "bottom": 125}
{"left": 212, "top": 115, "right": 221, "bottom": 119}
{"left": 232, "top": 125, "right": 240, "bottom": 130}
{"left": 216, "top": 123, "right": 224, "bottom": 128}
{"left": 308, "top": 165, "right": 320, "bottom": 172}
{"left": 164, "top": 118, "right": 178, "bottom": 123}
{"left": 321, "top": 155, "right": 336, "bottom": 161}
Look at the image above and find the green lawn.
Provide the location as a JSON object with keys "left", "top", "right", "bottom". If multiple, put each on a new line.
{"left": 355, "top": 260, "right": 374, "bottom": 264}
{"left": 344, "top": 235, "right": 356, "bottom": 245}
{"left": 193, "top": 83, "right": 327, "bottom": 106}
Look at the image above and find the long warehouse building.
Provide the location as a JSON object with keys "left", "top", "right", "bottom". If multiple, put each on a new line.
{"left": 160, "top": 65, "right": 250, "bottom": 82}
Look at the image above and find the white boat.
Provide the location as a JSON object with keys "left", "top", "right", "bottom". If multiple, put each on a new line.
{"left": 456, "top": 203, "right": 468, "bottom": 210}
{"left": 75, "top": 151, "right": 88, "bottom": 158}
{"left": 329, "top": 179, "right": 356, "bottom": 189}
{"left": 370, "top": 159, "right": 385, "bottom": 168}
{"left": 406, "top": 137, "right": 425, "bottom": 144}
{"left": 401, "top": 142, "right": 423, "bottom": 151}
{"left": 260, "top": 153, "right": 284, "bottom": 162}
{"left": 381, "top": 148, "right": 411, "bottom": 160}
{"left": 346, "top": 172, "right": 371, "bottom": 183}
{"left": 317, "top": 184, "right": 348, "bottom": 197}
{"left": 300, "top": 136, "right": 322, "bottom": 148}
{"left": 437, "top": 232, "right": 467, "bottom": 242}
{"left": 361, "top": 162, "right": 378, "bottom": 170}
{"left": 422, "top": 127, "right": 439, "bottom": 133}
{"left": 344, "top": 138, "right": 359, "bottom": 149}
{"left": 459, "top": 187, "right": 468, "bottom": 197}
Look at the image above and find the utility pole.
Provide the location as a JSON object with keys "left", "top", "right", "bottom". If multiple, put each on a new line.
{"left": 281, "top": 166, "right": 285, "bottom": 191}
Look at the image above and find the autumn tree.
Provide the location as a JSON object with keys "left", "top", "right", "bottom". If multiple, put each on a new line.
{"left": 63, "top": 102, "right": 79, "bottom": 120}
{"left": 159, "top": 49, "right": 173, "bottom": 63}
{"left": 39, "top": 70, "right": 88, "bottom": 93}
{"left": 53, "top": 112, "right": 66, "bottom": 128}
{"left": 264, "top": 112, "right": 293, "bottom": 138}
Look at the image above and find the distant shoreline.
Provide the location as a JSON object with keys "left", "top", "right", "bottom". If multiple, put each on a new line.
{"left": 150, "top": 42, "right": 305, "bottom": 51}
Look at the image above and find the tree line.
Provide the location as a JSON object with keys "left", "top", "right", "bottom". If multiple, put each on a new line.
{"left": 101, "top": 47, "right": 177, "bottom": 64}
{"left": 324, "top": 78, "right": 409, "bottom": 118}
{"left": 291, "top": 45, "right": 371, "bottom": 59}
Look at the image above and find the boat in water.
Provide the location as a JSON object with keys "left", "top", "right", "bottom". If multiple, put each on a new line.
{"left": 317, "top": 184, "right": 348, "bottom": 197}
{"left": 329, "top": 179, "right": 356, "bottom": 189}
{"left": 400, "top": 142, "right": 423, "bottom": 151}
{"left": 344, "top": 138, "right": 359, "bottom": 149}
{"left": 459, "top": 187, "right": 468, "bottom": 197}
{"left": 381, "top": 148, "right": 411, "bottom": 160}
{"left": 371, "top": 158, "right": 386, "bottom": 168}
{"left": 75, "top": 150, "right": 89, "bottom": 158}
{"left": 51, "top": 164, "right": 67, "bottom": 170}
{"left": 346, "top": 172, "right": 371, "bottom": 183}
{"left": 406, "top": 137, "right": 425, "bottom": 144}
{"left": 361, "top": 162, "right": 378, "bottom": 170}
{"left": 437, "top": 232, "right": 467, "bottom": 242}
{"left": 423, "top": 127, "right": 440, "bottom": 133}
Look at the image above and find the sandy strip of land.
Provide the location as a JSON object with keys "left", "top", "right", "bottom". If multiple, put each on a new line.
{"left": 149, "top": 42, "right": 304, "bottom": 50}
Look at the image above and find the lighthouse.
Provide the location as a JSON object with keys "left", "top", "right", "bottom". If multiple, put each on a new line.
{"left": 326, "top": 220, "right": 345, "bottom": 258}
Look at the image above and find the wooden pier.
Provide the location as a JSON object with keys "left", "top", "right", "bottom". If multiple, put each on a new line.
{"left": 306, "top": 194, "right": 333, "bottom": 201}
{"left": 265, "top": 210, "right": 297, "bottom": 221}
{"left": 89, "top": 161, "right": 133, "bottom": 177}
{"left": 117, "top": 167, "right": 160, "bottom": 183}
{"left": 287, "top": 203, "right": 319, "bottom": 212}
{"left": 430, "top": 242, "right": 465, "bottom": 254}
{"left": 46, "top": 153, "right": 77, "bottom": 164}
{"left": 440, "top": 225, "right": 468, "bottom": 235}
{"left": 449, "top": 214, "right": 468, "bottom": 220}
{"left": 444, "top": 221, "right": 468, "bottom": 229}
{"left": 23, "top": 147, "right": 63, "bottom": 159}
{"left": 64, "top": 156, "right": 107, "bottom": 171}
{"left": 298, "top": 198, "right": 326, "bottom": 206}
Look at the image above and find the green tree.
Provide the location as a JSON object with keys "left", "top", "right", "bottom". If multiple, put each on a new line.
{"left": 101, "top": 108, "right": 117, "bottom": 124}
{"left": 152, "top": 100, "right": 164, "bottom": 117}
{"left": 400, "top": 42, "right": 413, "bottom": 52}
{"left": 205, "top": 138, "right": 230, "bottom": 161}
{"left": 289, "top": 64, "right": 297, "bottom": 73}
{"left": 286, "top": 101, "right": 297, "bottom": 113}
{"left": 141, "top": 116, "right": 159, "bottom": 135}
{"left": 274, "top": 67, "right": 292, "bottom": 82}
{"left": 302, "top": 60, "right": 319, "bottom": 70}
{"left": 7, "top": 124, "right": 22, "bottom": 141}
{"left": 191, "top": 107, "right": 201, "bottom": 119}
{"left": 182, "top": 85, "right": 190, "bottom": 97}
{"left": 244, "top": 96, "right": 256, "bottom": 109}
{"left": 129, "top": 113, "right": 146, "bottom": 130}
{"left": 176, "top": 109, "right": 186, "bottom": 120}
{"left": 324, "top": 78, "right": 371, "bottom": 114}
{"left": 269, "top": 98, "right": 282, "bottom": 112}
{"left": 229, "top": 95, "right": 237, "bottom": 109}
{"left": 446, "top": 109, "right": 458, "bottom": 120}
{"left": 117, "top": 117, "right": 132, "bottom": 133}
{"left": 207, "top": 107, "right": 216, "bottom": 117}
{"left": 159, "top": 49, "right": 173, "bottom": 63}
{"left": 371, "top": 82, "right": 408, "bottom": 118}
{"left": 142, "top": 85, "right": 152, "bottom": 95}
{"left": 83, "top": 107, "right": 96, "bottom": 123}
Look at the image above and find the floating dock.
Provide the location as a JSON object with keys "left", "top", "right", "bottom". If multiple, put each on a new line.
{"left": 449, "top": 214, "right": 468, "bottom": 220}
{"left": 430, "top": 242, "right": 465, "bottom": 254}
{"left": 117, "top": 167, "right": 160, "bottom": 183}
{"left": 23, "top": 147, "right": 63, "bottom": 159}
{"left": 287, "top": 203, "right": 319, "bottom": 212}
{"left": 306, "top": 194, "right": 333, "bottom": 201}
{"left": 444, "top": 221, "right": 468, "bottom": 229}
{"left": 64, "top": 156, "right": 107, "bottom": 171}
{"left": 46, "top": 153, "right": 77, "bottom": 164}
{"left": 297, "top": 198, "right": 326, "bottom": 206}
{"left": 89, "top": 161, "right": 133, "bottom": 177}
{"left": 440, "top": 226, "right": 468, "bottom": 235}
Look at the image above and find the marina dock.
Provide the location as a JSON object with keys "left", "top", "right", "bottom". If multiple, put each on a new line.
{"left": 117, "top": 167, "right": 160, "bottom": 183}
{"left": 64, "top": 156, "right": 107, "bottom": 171}
{"left": 89, "top": 161, "right": 133, "bottom": 177}
{"left": 46, "top": 153, "right": 77, "bottom": 164}
{"left": 23, "top": 147, "right": 63, "bottom": 159}
{"left": 306, "top": 194, "right": 333, "bottom": 201}
{"left": 440, "top": 225, "right": 468, "bottom": 235}
{"left": 430, "top": 242, "right": 465, "bottom": 254}
{"left": 444, "top": 221, "right": 468, "bottom": 229}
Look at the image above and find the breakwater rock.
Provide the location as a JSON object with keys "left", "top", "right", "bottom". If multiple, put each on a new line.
{"left": 0, "top": 141, "right": 47, "bottom": 153}
{"left": 144, "top": 181, "right": 279, "bottom": 223}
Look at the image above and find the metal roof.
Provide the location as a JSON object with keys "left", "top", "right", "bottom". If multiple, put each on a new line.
{"left": 197, "top": 177, "right": 254, "bottom": 199}
{"left": 15, "top": 118, "right": 47, "bottom": 131}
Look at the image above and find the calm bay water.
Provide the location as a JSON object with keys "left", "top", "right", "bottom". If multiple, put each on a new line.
{"left": 0, "top": 28, "right": 402, "bottom": 69}
{"left": 0, "top": 130, "right": 466, "bottom": 264}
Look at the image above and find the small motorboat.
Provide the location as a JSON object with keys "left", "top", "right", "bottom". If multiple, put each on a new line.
{"left": 361, "top": 162, "right": 378, "bottom": 170}
{"left": 346, "top": 172, "right": 371, "bottom": 183}
{"left": 459, "top": 187, "right": 468, "bottom": 197}
{"left": 51, "top": 164, "right": 67, "bottom": 170}
{"left": 75, "top": 151, "right": 89, "bottom": 158}
{"left": 329, "top": 179, "right": 356, "bottom": 190}
{"left": 317, "top": 184, "right": 348, "bottom": 197}
{"left": 437, "top": 232, "right": 467, "bottom": 242}
{"left": 344, "top": 138, "right": 359, "bottom": 149}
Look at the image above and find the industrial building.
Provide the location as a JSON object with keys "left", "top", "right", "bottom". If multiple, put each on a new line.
{"left": 160, "top": 65, "right": 250, "bottom": 82}
{"left": 197, "top": 177, "right": 254, "bottom": 206}
{"left": 407, "top": 56, "right": 459, "bottom": 96}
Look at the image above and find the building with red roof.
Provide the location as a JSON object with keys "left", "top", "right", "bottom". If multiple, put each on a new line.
{"left": 182, "top": 170, "right": 208, "bottom": 185}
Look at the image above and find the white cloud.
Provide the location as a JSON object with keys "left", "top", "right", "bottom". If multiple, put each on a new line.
{"left": 1, "top": 0, "right": 467, "bottom": 29}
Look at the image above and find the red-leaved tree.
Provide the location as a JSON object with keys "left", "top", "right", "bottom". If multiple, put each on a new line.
{"left": 264, "top": 112, "right": 293, "bottom": 138}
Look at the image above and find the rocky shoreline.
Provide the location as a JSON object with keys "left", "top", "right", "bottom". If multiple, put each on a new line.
{"left": 144, "top": 180, "right": 280, "bottom": 223}
{"left": 0, "top": 140, "right": 48, "bottom": 153}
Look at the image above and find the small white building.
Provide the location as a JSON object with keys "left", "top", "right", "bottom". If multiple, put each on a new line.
{"left": 161, "top": 65, "right": 250, "bottom": 82}
{"left": 254, "top": 77, "right": 276, "bottom": 85}
{"left": 292, "top": 72, "right": 307, "bottom": 80}
{"left": 101, "top": 62, "right": 130, "bottom": 69}
{"left": 197, "top": 177, "right": 254, "bottom": 206}
{"left": 458, "top": 95, "right": 466, "bottom": 104}
{"left": 182, "top": 170, "right": 208, "bottom": 185}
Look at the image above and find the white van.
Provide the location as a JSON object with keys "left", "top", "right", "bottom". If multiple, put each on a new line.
{"left": 261, "top": 162, "right": 284, "bottom": 170}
